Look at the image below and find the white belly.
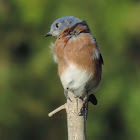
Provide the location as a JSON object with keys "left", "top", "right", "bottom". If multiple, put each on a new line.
{"left": 60, "top": 64, "right": 93, "bottom": 97}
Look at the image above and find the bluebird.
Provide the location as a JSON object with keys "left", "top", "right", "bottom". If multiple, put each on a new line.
{"left": 45, "top": 16, "right": 103, "bottom": 106}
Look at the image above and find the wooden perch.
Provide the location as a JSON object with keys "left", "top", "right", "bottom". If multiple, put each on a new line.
{"left": 48, "top": 91, "right": 86, "bottom": 140}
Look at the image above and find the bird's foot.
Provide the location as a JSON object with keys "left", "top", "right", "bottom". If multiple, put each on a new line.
{"left": 76, "top": 96, "right": 88, "bottom": 119}
{"left": 81, "top": 95, "right": 89, "bottom": 119}
{"left": 64, "top": 88, "right": 72, "bottom": 102}
{"left": 76, "top": 97, "right": 85, "bottom": 116}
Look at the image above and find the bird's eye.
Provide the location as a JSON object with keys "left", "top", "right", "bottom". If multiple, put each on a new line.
{"left": 55, "top": 23, "right": 59, "bottom": 28}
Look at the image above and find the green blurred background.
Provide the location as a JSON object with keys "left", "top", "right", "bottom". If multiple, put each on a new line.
{"left": 0, "top": 0, "right": 140, "bottom": 139}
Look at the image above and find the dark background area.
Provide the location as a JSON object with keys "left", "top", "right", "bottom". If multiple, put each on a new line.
{"left": 0, "top": 0, "right": 140, "bottom": 139}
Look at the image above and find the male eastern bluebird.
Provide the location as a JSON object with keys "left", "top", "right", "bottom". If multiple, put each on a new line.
{"left": 45, "top": 16, "right": 103, "bottom": 106}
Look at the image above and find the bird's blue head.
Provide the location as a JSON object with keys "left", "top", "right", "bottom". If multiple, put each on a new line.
{"left": 45, "top": 16, "right": 83, "bottom": 37}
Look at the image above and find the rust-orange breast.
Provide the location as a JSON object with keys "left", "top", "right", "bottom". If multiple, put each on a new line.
{"left": 54, "top": 33, "right": 102, "bottom": 84}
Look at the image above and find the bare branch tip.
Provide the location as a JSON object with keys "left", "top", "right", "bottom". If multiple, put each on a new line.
{"left": 48, "top": 103, "right": 66, "bottom": 117}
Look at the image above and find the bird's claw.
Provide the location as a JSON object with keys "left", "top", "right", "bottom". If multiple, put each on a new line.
{"left": 64, "top": 89, "right": 72, "bottom": 102}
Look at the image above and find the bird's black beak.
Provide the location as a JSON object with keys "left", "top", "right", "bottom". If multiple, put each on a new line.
{"left": 44, "top": 32, "right": 52, "bottom": 37}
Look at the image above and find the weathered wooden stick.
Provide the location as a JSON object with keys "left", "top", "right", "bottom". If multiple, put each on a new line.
{"left": 48, "top": 91, "right": 86, "bottom": 140}
{"left": 66, "top": 91, "right": 86, "bottom": 140}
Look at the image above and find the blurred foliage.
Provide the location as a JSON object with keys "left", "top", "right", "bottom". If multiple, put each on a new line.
{"left": 0, "top": 0, "right": 140, "bottom": 140}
